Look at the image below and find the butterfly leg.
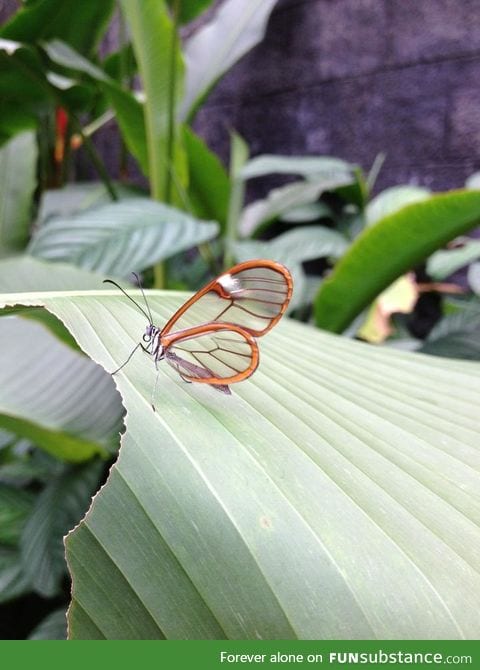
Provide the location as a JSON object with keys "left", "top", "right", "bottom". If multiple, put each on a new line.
{"left": 179, "top": 372, "right": 192, "bottom": 384}
{"left": 150, "top": 368, "right": 161, "bottom": 412}
{"left": 111, "top": 342, "right": 142, "bottom": 375}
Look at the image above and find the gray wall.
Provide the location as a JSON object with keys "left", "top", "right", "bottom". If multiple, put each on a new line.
{"left": 193, "top": 0, "right": 480, "bottom": 193}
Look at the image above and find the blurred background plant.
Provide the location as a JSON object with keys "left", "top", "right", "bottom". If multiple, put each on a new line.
{"left": 0, "top": 0, "right": 479, "bottom": 639}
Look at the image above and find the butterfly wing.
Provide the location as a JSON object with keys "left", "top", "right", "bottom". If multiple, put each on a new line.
{"left": 160, "top": 260, "right": 293, "bottom": 338}
{"left": 163, "top": 323, "right": 259, "bottom": 390}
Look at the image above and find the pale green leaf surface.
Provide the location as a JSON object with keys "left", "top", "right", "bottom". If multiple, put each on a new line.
{"left": 0, "top": 131, "right": 37, "bottom": 253}
{"left": 240, "top": 155, "right": 353, "bottom": 181}
{"left": 366, "top": 185, "right": 431, "bottom": 226}
{"left": 280, "top": 202, "right": 331, "bottom": 223}
{"left": 37, "top": 182, "right": 142, "bottom": 224}
{"left": 1, "top": 290, "right": 478, "bottom": 638}
{"left": 468, "top": 262, "right": 480, "bottom": 294}
{"left": 427, "top": 240, "right": 480, "bottom": 280}
{"left": 466, "top": 173, "right": 480, "bottom": 190}
{"left": 28, "top": 199, "right": 219, "bottom": 277}
{"left": 0, "top": 315, "right": 123, "bottom": 461}
{"left": 180, "top": 0, "right": 279, "bottom": 121}
{"left": 239, "top": 179, "right": 351, "bottom": 238}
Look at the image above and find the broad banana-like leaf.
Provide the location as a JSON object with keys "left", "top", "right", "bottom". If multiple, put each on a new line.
{"left": 28, "top": 199, "right": 219, "bottom": 277}
{"left": 1, "top": 290, "right": 480, "bottom": 639}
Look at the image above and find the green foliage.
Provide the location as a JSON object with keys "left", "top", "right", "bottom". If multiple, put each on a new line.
{"left": 314, "top": 191, "right": 480, "bottom": 332}
{"left": 1, "top": 290, "right": 477, "bottom": 639}
{"left": 0, "top": 131, "right": 37, "bottom": 253}
{"left": 1, "top": 0, "right": 480, "bottom": 641}
{"left": 28, "top": 198, "right": 219, "bottom": 277}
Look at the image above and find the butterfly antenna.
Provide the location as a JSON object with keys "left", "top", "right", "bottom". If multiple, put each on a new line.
{"left": 132, "top": 272, "right": 154, "bottom": 325}
{"left": 103, "top": 278, "right": 151, "bottom": 323}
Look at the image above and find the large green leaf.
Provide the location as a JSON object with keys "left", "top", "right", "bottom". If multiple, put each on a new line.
{"left": 2, "top": 290, "right": 478, "bottom": 638}
{"left": 1, "top": 0, "right": 115, "bottom": 56}
{"left": 0, "top": 131, "right": 37, "bottom": 254}
{"left": 180, "top": 0, "right": 279, "bottom": 121}
{"left": 119, "top": 0, "right": 186, "bottom": 202}
{"left": 315, "top": 190, "right": 480, "bottom": 332}
{"left": 0, "top": 316, "right": 123, "bottom": 462}
{"left": 28, "top": 198, "right": 219, "bottom": 277}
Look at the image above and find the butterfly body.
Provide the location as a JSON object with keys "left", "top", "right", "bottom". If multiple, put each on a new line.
{"left": 105, "top": 260, "right": 293, "bottom": 400}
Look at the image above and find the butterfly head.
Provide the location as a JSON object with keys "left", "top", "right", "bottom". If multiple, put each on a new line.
{"left": 143, "top": 324, "right": 164, "bottom": 359}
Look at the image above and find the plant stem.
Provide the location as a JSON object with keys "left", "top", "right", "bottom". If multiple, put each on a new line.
{"left": 165, "top": 0, "right": 180, "bottom": 204}
{"left": 153, "top": 0, "right": 181, "bottom": 288}
{"left": 69, "top": 113, "right": 118, "bottom": 201}
{"left": 224, "top": 132, "right": 249, "bottom": 270}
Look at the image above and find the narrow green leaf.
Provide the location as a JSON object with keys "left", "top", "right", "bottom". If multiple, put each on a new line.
{"left": 28, "top": 199, "right": 219, "bottom": 277}
{"left": 120, "top": 0, "right": 186, "bottom": 202}
{"left": 0, "top": 316, "right": 123, "bottom": 461}
{"left": 315, "top": 190, "right": 480, "bottom": 332}
{"left": 0, "top": 131, "right": 37, "bottom": 253}
{"left": 224, "top": 132, "right": 249, "bottom": 268}
{"left": 180, "top": 0, "right": 279, "bottom": 121}
{"left": 166, "top": 0, "right": 214, "bottom": 24}
{"left": 240, "top": 155, "right": 353, "bottom": 181}
{"left": 183, "top": 126, "right": 230, "bottom": 228}
{"left": 21, "top": 460, "right": 104, "bottom": 597}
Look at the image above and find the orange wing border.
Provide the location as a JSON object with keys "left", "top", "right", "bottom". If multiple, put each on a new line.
{"left": 160, "top": 259, "right": 293, "bottom": 338}
{"left": 163, "top": 323, "right": 260, "bottom": 385}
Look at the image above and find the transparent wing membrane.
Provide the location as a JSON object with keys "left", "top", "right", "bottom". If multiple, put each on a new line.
{"left": 164, "top": 325, "right": 259, "bottom": 387}
{"left": 161, "top": 261, "right": 293, "bottom": 337}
